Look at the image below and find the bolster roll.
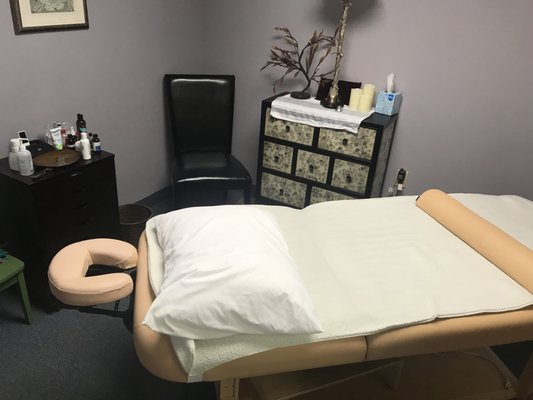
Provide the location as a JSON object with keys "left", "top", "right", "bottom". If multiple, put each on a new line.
{"left": 416, "top": 189, "right": 533, "bottom": 293}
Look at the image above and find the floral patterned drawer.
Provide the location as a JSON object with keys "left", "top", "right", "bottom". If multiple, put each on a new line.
{"left": 295, "top": 150, "right": 329, "bottom": 183}
{"left": 260, "top": 172, "right": 306, "bottom": 208}
{"left": 262, "top": 141, "right": 293, "bottom": 174}
{"left": 318, "top": 127, "right": 376, "bottom": 161}
{"left": 310, "top": 187, "right": 354, "bottom": 205}
{"left": 264, "top": 108, "right": 314, "bottom": 145}
{"left": 331, "top": 159, "right": 369, "bottom": 194}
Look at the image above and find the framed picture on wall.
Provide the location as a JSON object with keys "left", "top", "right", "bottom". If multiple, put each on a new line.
{"left": 10, "top": 0, "right": 89, "bottom": 34}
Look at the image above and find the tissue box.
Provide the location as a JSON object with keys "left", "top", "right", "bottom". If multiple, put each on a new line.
{"left": 375, "top": 91, "right": 402, "bottom": 115}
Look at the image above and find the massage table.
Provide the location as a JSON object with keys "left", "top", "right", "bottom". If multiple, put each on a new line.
{"left": 49, "top": 190, "right": 533, "bottom": 399}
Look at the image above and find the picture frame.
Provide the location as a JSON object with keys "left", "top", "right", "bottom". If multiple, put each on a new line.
{"left": 315, "top": 78, "right": 362, "bottom": 106}
{"left": 10, "top": 0, "right": 89, "bottom": 34}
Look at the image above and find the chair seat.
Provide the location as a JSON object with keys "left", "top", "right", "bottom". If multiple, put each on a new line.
{"left": 0, "top": 255, "right": 32, "bottom": 324}
{"left": 0, "top": 257, "right": 24, "bottom": 282}
{"left": 172, "top": 152, "right": 251, "bottom": 183}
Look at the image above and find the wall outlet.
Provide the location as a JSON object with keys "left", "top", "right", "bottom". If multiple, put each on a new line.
{"left": 388, "top": 168, "right": 409, "bottom": 196}
{"left": 396, "top": 168, "right": 408, "bottom": 186}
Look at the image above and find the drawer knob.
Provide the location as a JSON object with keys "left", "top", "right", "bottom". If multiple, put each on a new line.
{"left": 346, "top": 175, "right": 353, "bottom": 184}
{"left": 285, "top": 125, "right": 291, "bottom": 133}
{"left": 308, "top": 165, "right": 315, "bottom": 173}
{"left": 274, "top": 155, "right": 280, "bottom": 163}
{"left": 279, "top": 188, "right": 284, "bottom": 195}
{"left": 342, "top": 138, "right": 348, "bottom": 146}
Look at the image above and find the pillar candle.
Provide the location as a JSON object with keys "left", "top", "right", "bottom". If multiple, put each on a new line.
{"left": 348, "top": 88, "right": 362, "bottom": 111}
{"left": 358, "top": 94, "right": 373, "bottom": 113}
{"left": 362, "top": 83, "right": 375, "bottom": 100}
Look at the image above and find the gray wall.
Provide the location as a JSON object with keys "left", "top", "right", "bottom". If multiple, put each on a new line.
{"left": 204, "top": 0, "right": 533, "bottom": 200}
{"left": 0, "top": 0, "right": 205, "bottom": 203}
{"left": 2, "top": 1, "right": 532, "bottom": 202}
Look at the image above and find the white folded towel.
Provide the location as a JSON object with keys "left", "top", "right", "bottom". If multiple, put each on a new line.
{"left": 270, "top": 94, "right": 373, "bottom": 134}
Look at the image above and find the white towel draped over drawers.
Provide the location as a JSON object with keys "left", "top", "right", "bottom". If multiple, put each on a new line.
{"left": 270, "top": 94, "right": 373, "bottom": 134}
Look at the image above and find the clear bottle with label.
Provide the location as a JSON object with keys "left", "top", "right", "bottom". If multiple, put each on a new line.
{"left": 17, "top": 141, "right": 34, "bottom": 176}
{"left": 9, "top": 138, "right": 21, "bottom": 171}
{"left": 80, "top": 132, "right": 91, "bottom": 160}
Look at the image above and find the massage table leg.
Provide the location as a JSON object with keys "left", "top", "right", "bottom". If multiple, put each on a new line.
{"left": 375, "top": 359, "right": 404, "bottom": 390}
{"left": 217, "top": 378, "right": 240, "bottom": 400}
{"left": 517, "top": 352, "right": 533, "bottom": 400}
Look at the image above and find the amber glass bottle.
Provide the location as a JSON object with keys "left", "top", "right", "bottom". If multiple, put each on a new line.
{"left": 76, "top": 113, "right": 87, "bottom": 136}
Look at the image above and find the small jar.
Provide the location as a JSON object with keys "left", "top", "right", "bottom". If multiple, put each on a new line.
{"left": 66, "top": 134, "right": 77, "bottom": 149}
{"left": 91, "top": 134, "right": 101, "bottom": 152}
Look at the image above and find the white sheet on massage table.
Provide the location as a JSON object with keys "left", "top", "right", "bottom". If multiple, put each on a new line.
{"left": 145, "top": 194, "right": 533, "bottom": 380}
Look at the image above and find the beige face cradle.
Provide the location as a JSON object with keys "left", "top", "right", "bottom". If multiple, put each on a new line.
{"left": 48, "top": 238, "right": 138, "bottom": 306}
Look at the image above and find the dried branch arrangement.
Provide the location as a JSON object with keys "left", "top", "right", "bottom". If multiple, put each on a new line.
{"left": 261, "top": 27, "right": 338, "bottom": 99}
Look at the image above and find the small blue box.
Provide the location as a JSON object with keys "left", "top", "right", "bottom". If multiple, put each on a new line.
{"left": 375, "top": 91, "right": 402, "bottom": 115}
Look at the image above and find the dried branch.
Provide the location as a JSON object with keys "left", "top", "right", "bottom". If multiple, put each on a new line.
{"left": 261, "top": 26, "right": 338, "bottom": 93}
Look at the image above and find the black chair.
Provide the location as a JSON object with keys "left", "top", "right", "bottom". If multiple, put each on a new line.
{"left": 164, "top": 74, "right": 252, "bottom": 208}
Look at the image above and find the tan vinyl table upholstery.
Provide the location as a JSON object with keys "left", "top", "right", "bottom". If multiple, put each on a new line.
{"left": 133, "top": 190, "right": 533, "bottom": 385}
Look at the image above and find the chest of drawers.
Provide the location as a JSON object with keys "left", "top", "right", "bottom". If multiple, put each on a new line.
{"left": 0, "top": 151, "right": 120, "bottom": 306}
{"left": 256, "top": 94, "right": 398, "bottom": 208}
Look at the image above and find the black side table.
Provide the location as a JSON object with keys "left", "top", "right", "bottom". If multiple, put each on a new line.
{"left": 0, "top": 151, "right": 120, "bottom": 308}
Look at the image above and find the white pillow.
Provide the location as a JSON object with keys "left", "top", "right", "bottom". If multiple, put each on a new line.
{"left": 143, "top": 205, "right": 322, "bottom": 339}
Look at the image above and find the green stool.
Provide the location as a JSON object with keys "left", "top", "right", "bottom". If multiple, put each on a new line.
{"left": 0, "top": 255, "right": 32, "bottom": 324}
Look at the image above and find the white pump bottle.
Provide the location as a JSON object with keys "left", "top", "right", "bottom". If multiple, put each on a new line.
{"left": 17, "top": 141, "right": 34, "bottom": 176}
{"left": 80, "top": 132, "right": 91, "bottom": 160}
{"left": 9, "top": 138, "right": 20, "bottom": 171}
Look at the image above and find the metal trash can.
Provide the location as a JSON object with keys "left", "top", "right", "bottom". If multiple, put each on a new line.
{"left": 118, "top": 204, "right": 153, "bottom": 247}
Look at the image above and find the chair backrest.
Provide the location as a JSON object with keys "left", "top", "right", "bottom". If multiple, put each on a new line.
{"left": 164, "top": 74, "right": 235, "bottom": 156}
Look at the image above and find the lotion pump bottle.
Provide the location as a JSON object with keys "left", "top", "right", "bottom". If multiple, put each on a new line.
{"left": 17, "top": 141, "right": 34, "bottom": 176}
{"left": 9, "top": 138, "right": 21, "bottom": 171}
{"left": 80, "top": 131, "right": 91, "bottom": 160}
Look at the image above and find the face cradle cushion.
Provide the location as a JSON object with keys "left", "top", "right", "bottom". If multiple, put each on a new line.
{"left": 48, "top": 239, "right": 138, "bottom": 306}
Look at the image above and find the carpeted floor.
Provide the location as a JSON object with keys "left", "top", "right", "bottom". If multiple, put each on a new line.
{"left": 0, "top": 287, "right": 216, "bottom": 400}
